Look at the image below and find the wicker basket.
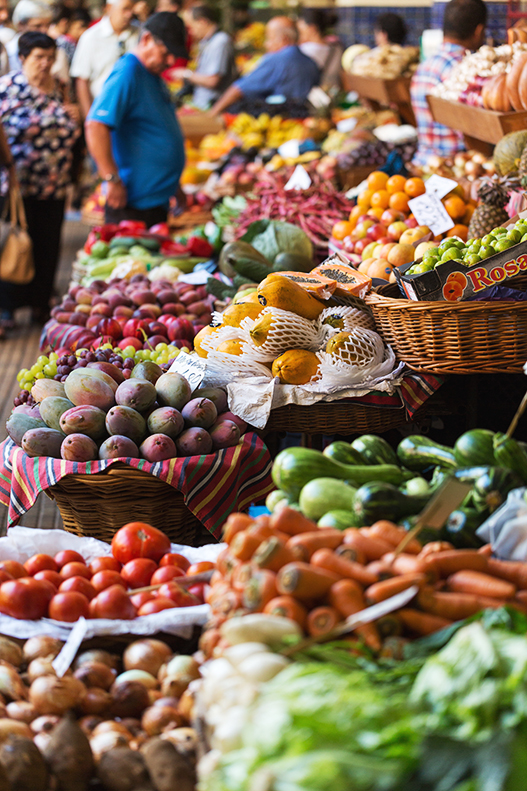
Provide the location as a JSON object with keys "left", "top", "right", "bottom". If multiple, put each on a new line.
{"left": 365, "top": 284, "right": 527, "bottom": 374}
{"left": 45, "top": 464, "right": 216, "bottom": 546}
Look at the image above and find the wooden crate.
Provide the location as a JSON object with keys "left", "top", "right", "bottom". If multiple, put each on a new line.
{"left": 177, "top": 112, "right": 224, "bottom": 146}
{"left": 342, "top": 73, "right": 416, "bottom": 125}
{"left": 427, "top": 96, "right": 527, "bottom": 145}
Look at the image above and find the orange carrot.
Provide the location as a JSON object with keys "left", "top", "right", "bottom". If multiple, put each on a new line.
{"left": 310, "top": 547, "right": 378, "bottom": 587}
{"left": 343, "top": 529, "right": 393, "bottom": 561}
{"left": 231, "top": 562, "right": 254, "bottom": 592}
{"left": 398, "top": 608, "right": 452, "bottom": 636}
{"left": 328, "top": 579, "right": 381, "bottom": 651}
{"left": 365, "top": 560, "right": 393, "bottom": 580}
{"left": 230, "top": 530, "right": 265, "bottom": 561}
{"left": 215, "top": 548, "right": 232, "bottom": 577}
{"left": 418, "top": 541, "right": 454, "bottom": 559}
{"left": 277, "top": 562, "right": 339, "bottom": 600}
{"left": 515, "top": 590, "right": 527, "bottom": 607}
{"left": 223, "top": 513, "right": 254, "bottom": 544}
{"left": 446, "top": 569, "right": 516, "bottom": 599}
{"left": 209, "top": 570, "right": 223, "bottom": 587}
{"left": 307, "top": 606, "right": 341, "bottom": 637}
{"left": 247, "top": 522, "right": 276, "bottom": 541}
{"left": 263, "top": 595, "right": 308, "bottom": 629}
{"left": 335, "top": 545, "right": 366, "bottom": 565}
{"left": 287, "top": 530, "right": 343, "bottom": 561}
{"left": 366, "top": 521, "right": 421, "bottom": 554}
{"left": 487, "top": 558, "right": 527, "bottom": 590}
{"left": 364, "top": 573, "right": 425, "bottom": 605}
{"left": 211, "top": 589, "right": 243, "bottom": 617}
{"left": 252, "top": 537, "right": 297, "bottom": 572}
{"left": 242, "top": 569, "right": 277, "bottom": 612}
{"left": 206, "top": 580, "right": 232, "bottom": 605}
{"left": 199, "top": 627, "right": 221, "bottom": 659}
{"left": 270, "top": 506, "right": 319, "bottom": 536}
{"left": 417, "top": 588, "right": 493, "bottom": 620}
{"left": 383, "top": 552, "right": 434, "bottom": 578}
{"left": 424, "top": 549, "right": 489, "bottom": 577}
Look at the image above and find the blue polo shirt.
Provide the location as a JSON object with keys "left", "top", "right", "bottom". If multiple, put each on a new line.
{"left": 88, "top": 53, "right": 185, "bottom": 210}
{"left": 234, "top": 45, "right": 320, "bottom": 101}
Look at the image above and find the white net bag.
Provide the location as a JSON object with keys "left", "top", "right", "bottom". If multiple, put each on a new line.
{"left": 316, "top": 327, "right": 393, "bottom": 387}
{"left": 316, "top": 341, "right": 397, "bottom": 388}
{"left": 317, "top": 305, "right": 375, "bottom": 341}
{"left": 239, "top": 307, "right": 325, "bottom": 362}
{"left": 199, "top": 324, "right": 273, "bottom": 385}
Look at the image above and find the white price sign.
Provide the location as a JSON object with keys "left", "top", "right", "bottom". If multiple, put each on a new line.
{"left": 424, "top": 174, "right": 458, "bottom": 200}
{"left": 408, "top": 193, "right": 454, "bottom": 236}
{"left": 284, "top": 165, "right": 312, "bottom": 191}
{"left": 169, "top": 352, "right": 206, "bottom": 391}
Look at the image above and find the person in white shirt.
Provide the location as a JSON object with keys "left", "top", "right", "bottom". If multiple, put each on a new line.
{"left": 297, "top": 8, "right": 342, "bottom": 92}
{"left": 6, "top": 0, "right": 70, "bottom": 83}
{"left": 70, "top": 0, "right": 138, "bottom": 119}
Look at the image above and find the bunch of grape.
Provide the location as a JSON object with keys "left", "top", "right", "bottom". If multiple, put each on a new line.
{"left": 13, "top": 390, "right": 36, "bottom": 408}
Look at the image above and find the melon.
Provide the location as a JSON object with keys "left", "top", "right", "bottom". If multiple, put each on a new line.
{"left": 341, "top": 44, "right": 370, "bottom": 73}
{"left": 493, "top": 130, "right": 527, "bottom": 176}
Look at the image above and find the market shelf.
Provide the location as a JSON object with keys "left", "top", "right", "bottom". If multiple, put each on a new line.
{"left": 342, "top": 73, "right": 416, "bottom": 126}
{"left": 427, "top": 95, "right": 527, "bottom": 149}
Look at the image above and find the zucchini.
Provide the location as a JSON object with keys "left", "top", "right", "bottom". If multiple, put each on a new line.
{"left": 299, "top": 478, "right": 356, "bottom": 521}
{"left": 493, "top": 433, "right": 527, "bottom": 483}
{"left": 352, "top": 482, "right": 430, "bottom": 524}
{"left": 472, "top": 467, "right": 522, "bottom": 514}
{"left": 323, "top": 442, "right": 363, "bottom": 466}
{"left": 400, "top": 477, "right": 430, "bottom": 497}
{"left": 265, "top": 489, "right": 292, "bottom": 513}
{"left": 454, "top": 429, "right": 496, "bottom": 467}
{"left": 272, "top": 447, "right": 410, "bottom": 501}
{"left": 397, "top": 436, "right": 457, "bottom": 472}
{"left": 351, "top": 435, "right": 399, "bottom": 466}
{"left": 443, "top": 507, "right": 483, "bottom": 548}
{"left": 317, "top": 510, "right": 361, "bottom": 530}
{"left": 454, "top": 466, "right": 491, "bottom": 483}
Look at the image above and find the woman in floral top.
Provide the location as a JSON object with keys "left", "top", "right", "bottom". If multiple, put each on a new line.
{"left": 0, "top": 30, "right": 79, "bottom": 328}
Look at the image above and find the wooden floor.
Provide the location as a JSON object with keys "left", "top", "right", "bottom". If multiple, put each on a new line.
{"left": 0, "top": 219, "right": 90, "bottom": 533}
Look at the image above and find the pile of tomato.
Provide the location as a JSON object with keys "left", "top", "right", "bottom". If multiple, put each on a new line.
{"left": 0, "top": 522, "right": 214, "bottom": 622}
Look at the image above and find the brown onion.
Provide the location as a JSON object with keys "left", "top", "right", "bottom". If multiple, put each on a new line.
{"left": 78, "top": 715, "right": 103, "bottom": 735}
{"left": 27, "top": 655, "right": 63, "bottom": 682}
{"left": 114, "top": 670, "right": 158, "bottom": 690}
{"left": 153, "top": 696, "right": 180, "bottom": 708}
{"left": 90, "top": 730, "right": 130, "bottom": 761}
{"left": 141, "top": 704, "right": 184, "bottom": 736}
{"left": 178, "top": 688, "right": 195, "bottom": 722}
{"left": 30, "top": 715, "right": 60, "bottom": 734}
{"left": 5, "top": 700, "right": 37, "bottom": 723}
{"left": 92, "top": 720, "right": 133, "bottom": 739}
{"left": 109, "top": 681, "right": 150, "bottom": 719}
{"left": 0, "top": 718, "right": 32, "bottom": 743}
{"left": 160, "top": 675, "right": 194, "bottom": 700}
{"left": 123, "top": 639, "right": 172, "bottom": 676}
{"left": 74, "top": 661, "right": 116, "bottom": 690}
{"left": 23, "top": 636, "right": 63, "bottom": 664}
{"left": 75, "top": 650, "right": 120, "bottom": 672}
{"left": 33, "top": 731, "right": 53, "bottom": 752}
{"left": 0, "top": 660, "right": 28, "bottom": 701}
{"left": 29, "top": 674, "right": 85, "bottom": 715}
{"left": 119, "top": 718, "right": 143, "bottom": 737}
{"left": 78, "top": 687, "right": 112, "bottom": 716}
{"left": 161, "top": 726, "right": 198, "bottom": 758}
{"left": 148, "top": 690, "right": 163, "bottom": 705}
{"left": 0, "top": 637, "right": 23, "bottom": 668}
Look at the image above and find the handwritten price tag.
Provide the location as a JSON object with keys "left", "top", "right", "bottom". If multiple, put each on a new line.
{"left": 52, "top": 617, "right": 88, "bottom": 677}
{"left": 424, "top": 174, "right": 458, "bottom": 200}
{"left": 169, "top": 352, "right": 206, "bottom": 391}
{"left": 408, "top": 193, "right": 454, "bottom": 236}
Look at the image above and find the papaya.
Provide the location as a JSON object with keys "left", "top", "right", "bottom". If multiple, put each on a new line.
{"left": 219, "top": 301, "right": 263, "bottom": 328}
{"left": 257, "top": 275, "right": 325, "bottom": 320}
{"left": 216, "top": 338, "right": 244, "bottom": 355}
{"left": 194, "top": 325, "right": 219, "bottom": 358}
{"left": 311, "top": 261, "right": 372, "bottom": 298}
{"left": 273, "top": 252, "right": 313, "bottom": 273}
{"left": 273, "top": 271, "right": 336, "bottom": 299}
{"left": 271, "top": 349, "right": 320, "bottom": 385}
{"left": 326, "top": 330, "right": 383, "bottom": 366}
{"left": 219, "top": 241, "right": 270, "bottom": 279}
{"left": 250, "top": 313, "right": 274, "bottom": 347}
{"left": 236, "top": 290, "right": 260, "bottom": 305}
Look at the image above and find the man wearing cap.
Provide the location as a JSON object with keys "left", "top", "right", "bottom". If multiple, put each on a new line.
{"left": 85, "top": 12, "right": 187, "bottom": 226}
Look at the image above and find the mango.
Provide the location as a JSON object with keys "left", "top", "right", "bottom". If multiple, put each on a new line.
{"left": 105, "top": 405, "right": 146, "bottom": 445}
{"left": 71, "top": 367, "right": 118, "bottom": 393}
{"left": 155, "top": 373, "right": 191, "bottom": 410}
{"left": 181, "top": 398, "right": 217, "bottom": 429}
{"left": 61, "top": 433, "right": 98, "bottom": 462}
{"left": 115, "top": 379, "right": 156, "bottom": 413}
{"left": 39, "top": 397, "right": 74, "bottom": 432}
{"left": 210, "top": 420, "right": 240, "bottom": 450}
{"left": 131, "top": 361, "right": 163, "bottom": 384}
{"left": 147, "top": 407, "right": 184, "bottom": 440}
{"left": 59, "top": 405, "right": 107, "bottom": 440}
{"left": 192, "top": 387, "right": 228, "bottom": 414}
{"left": 6, "top": 413, "right": 46, "bottom": 446}
{"left": 64, "top": 370, "right": 116, "bottom": 412}
{"left": 139, "top": 433, "right": 177, "bottom": 462}
{"left": 21, "top": 428, "right": 64, "bottom": 458}
{"left": 99, "top": 435, "right": 140, "bottom": 459}
{"left": 31, "top": 379, "right": 66, "bottom": 403}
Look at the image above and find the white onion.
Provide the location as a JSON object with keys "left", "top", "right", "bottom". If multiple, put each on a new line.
{"left": 29, "top": 675, "right": 85, "bottom": 715}
{"left": 90, "top": 731, "right": 130, "bottom": 762}
{"left": 0, "top": 661, "right": 27, "bottom": 700}
{"left": 5, "top": 701, "right": 37, "bottom": 723}
{"left": 23, "top": 636, "right": 63, "bottom": 664}
{"left": 123, "top": 640, "right": 172, "bottom": 676}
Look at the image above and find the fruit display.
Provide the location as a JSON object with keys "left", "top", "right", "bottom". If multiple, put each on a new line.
{"left": 415, "top": 149, "right": 495, "bottom": 181}
{"left": 348, "top": 44, "right": 420, "bottom": 79}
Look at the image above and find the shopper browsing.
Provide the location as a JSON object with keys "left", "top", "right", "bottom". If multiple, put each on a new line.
{"left": 297, "top": 8, "right": 342, "bottom": 92}
{"left": 6, "top": 1, "right": 70, "bottom": 83}
{"left": 411, "top": 0, "right": 487, "bottom": 166}
{"left": 373, "top": 12, "right": 407, "bottom": 47}
{"left": 85, "top": 12, "right": 187, "bottom": 227}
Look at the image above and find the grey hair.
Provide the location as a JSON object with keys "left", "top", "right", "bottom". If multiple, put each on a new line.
{"left": 12, "top": 0, "right": 52, "bottom": 26}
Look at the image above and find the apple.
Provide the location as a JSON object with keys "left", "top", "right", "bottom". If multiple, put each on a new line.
{"left": 387, "top": 243, "right": 416, "bottom": 267}
{"left": 376, "top": 236, "right": 392, "bottom": 246}
{"left": 405, "top": 216, "right": 418, "bottom": 228}
{"left": 375, "top": 242, "right": 398, "bottom": 259}
{"left": 359, "top": 257, "right": 376, "bottom": 273}
{"left": 381, "top": 209, "right": 405, "bottom": 225}
{"left": 361, "top": 241, "right": 380, "bottom": 260}
{"left": 118, "top": 336, "right": 143, "bottom": 351}
{"left": 387, "top": 221, "right": 408, "bottom": 241}
{"left": 354, "top": 220, "right": 375, "bottom": 239}
{"left": 96, "top": 318, "right": 122, "bottom": 340}
{"left": 114, "top": 305, "right": 134, "bottom": 319}
{"left": 366, "top": 223, "right": 388, "bottom": 242}
{"left": 354, "top": 238, "right": 371, "bottom": 255}
{"left": 400, "top": 227, "right": 430, "bottom": 245}
{"left": 91, "top": 303, "right": 113, "bottom": 318}
{"left": 342, "top": 236, "right": 356, "bottom": 254}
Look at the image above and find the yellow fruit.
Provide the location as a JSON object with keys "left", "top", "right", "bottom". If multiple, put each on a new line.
{"left": 257, "top": 275, "right": 324, "bottom": 320}
{"left": 250, "top": 313, "right": 273, "bottom": 346}
{"left": 193, "top": 326, "right": 218, "bottom": 358}
{"left": 216, "top": 339, "right": 244, "bottom": 355}
{"left": 219, "top": 301, "right": 263, "bottom": 328}
{"left": 271, "top": 349, "right": 320, "bottom": 385}
{"left": 326, "top": 332, "right": 363, "bottom": 364}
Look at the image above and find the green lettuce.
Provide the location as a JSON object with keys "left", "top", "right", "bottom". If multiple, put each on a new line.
{"left": 241, "top": 220, "right": 312, "bottom": 263}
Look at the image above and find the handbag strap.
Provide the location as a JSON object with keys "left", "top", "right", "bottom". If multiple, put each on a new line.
{"left": 7, "top": 182, "right": 27, "bottom": 231}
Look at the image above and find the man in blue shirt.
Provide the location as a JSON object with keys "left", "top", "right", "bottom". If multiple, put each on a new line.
{"left": 210, "top": 16, "right": 320, "bottom": 116}
{"left": 85, "top": 12, "right": 187, "bottom": 226}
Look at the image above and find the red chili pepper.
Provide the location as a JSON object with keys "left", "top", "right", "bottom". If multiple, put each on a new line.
{"left": 160, "top": 239, "right": 188, "bottom": 256}
{"left": 118, "top": 220, "right": 147, "bottom": 232}
{"left": 187, "top": 236, "right": 213, "bottom": 257}
{"left": 98, "top": 223, "right": 119, "bottom": 242}
{"left": 84, "top": 228, "right": 101, "bottom": 253}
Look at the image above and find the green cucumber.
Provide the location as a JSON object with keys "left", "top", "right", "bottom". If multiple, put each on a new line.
{"left": 454, "top": 429, "right": 496, "bottom": 467}
{"left": 454, "top": 466, "right": 491, "bottom": 483}
{"left": 352, "top": 482, "right": 430, "bottom": 524}
{"left": 443, "top": 507, "right": 483, "bottom": 548}
{"left": 323, "top": 442, "right": 363, "bottom": 466}
{"left": 109, "top": 235, "right": 137, "bottom": 249}
{"left": 351, "top": 435, "right": 399, "bottom": 466}
{"left": 265, "top": 489, "right": 291, "bottom": 513}
{"left": 400, "top": 477, "right": 430, "bottom": 497}
{"left": 397, "top": 436, "right": 457, "bottom": 472}
{"left": 472, "top": 467, "right": 522, "bottom": 514}
{"left": 493, "top": 433, "right": 527, "bottom": 483}
{"left": 317, "top": 510, "right": 360, "bottom": 530}
{"left": 299, "top": 478, "right": 356, "bottom": 521}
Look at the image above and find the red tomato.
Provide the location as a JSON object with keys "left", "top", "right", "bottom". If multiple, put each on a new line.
{"left": 157, "top": 582, "right": 200, "bottom": 607}
{"left": 24, "top": 553, "right": 58, "bottom": 575}
{"left": 91, "top": 570, "right": 126, "bottom": 593}
{"left": 61, "top": 562, "right": 92, "bottom": 581}
{"left": 130, "top": 591, "right": 156, "bottom": 609}
{"left": 91, "top": 585, "right": 136, "bottom": 619}
{"left": 49, "top": 592, "right": 90, "bottom": 622}
{"left": 121, "top": 558, "right": 157, "bottom": 590}
{"left": 188, "top": 583, "right": 205, "bottom": 603}
{"left": 59, "top": 576, "right": 96, "bottom": 601}
{"left": 54, "top": 550, "right": 85, "bottom": 569}
{"left": 0, "top": 560, "right": 27, "bottom": 579}
{"left": 89, "top": 556, "right": 121, "bottom": 575}
{"left": 187, "top": 562, "right": 215, "bottom": 576}
{"left": 0, "top": 578, "right": 51, "bottom": 619}
{"left": 137, "top": 597, "right": 175, "bottom": 616}
{"left": 34, "top": 570, "right": 62, "bottom": 589}
{"left": 159, "top": 553, "right": 190, "bottom": 571}
{"left": 111, "top": 522, "right": 170, "bottom": 564}
{"left": 0, "top": 571, "right": 12, "bottom": 585}
{"left": 150, "top": 566, "right": 184, "bottom": 586}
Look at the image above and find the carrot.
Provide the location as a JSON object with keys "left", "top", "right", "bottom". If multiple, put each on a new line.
{"left": 487, "top": 558, "right": 527, "bottom": 590}
{"left": 242, "top": 569, "right": 277, "bottom": 612}
{"left": 277, "top": 562, "right": 340, "bottom": 600}
{"left": 446, "top": 569, "right": 516, "bottom": 599}
{"left": 252, "top": 537, "right": 297, "bottom": 572}
{"left": 255, "top": 514, "right": 271, "bottom": 528}
{"left": 515, "top": 590, "right": 527, "bottom": 607}
{"left": 418, "top": 541, "right": 454, "bottom": 558}
{"left": 215, "top": 548, "right": 231, "bottom": 577}
{"left": 287, "top": 530, "right": 343, "bottom": 561}
{"left": 367, "top": 521, "right": 421, "bottom": 554}
{"left": 398, "top": 608, "right": 452, "bottom": 636}
{"left": 417, "top": 588, "right": 493, "bottom": 620}
{"left": 247, "top": 522, "right": 276, "bottom": 541}
{"left": 364, "top": 573, "right": 425, "bottom": 605}
{"left": 206, "top": 580, "right": 231, "bottom": 605}
{"left": 424, "top": 549, "right": 489, "bottom": 577}
{"left": 199, "top": 627, "right": 221, "bottom": 659}
{"left": 328, "top": 579, "right": 381, "bottom": 651}
{"left": 270, "top": 506, "right": 319, "bottom": 536}
{"left": 382, "top": 552, "right": 433, "bottom": 578}
{"left": 231, "top": 562, "right": 254, "bottom": 592}
{"left": 310, "top": 548, "right": 378, "bottom": 587}
{"left": 343, "top": 529, "right": 393, "bottom": 561}
{"left": 211, "top": 589, "right": 243, "bottom": 617}
{"left": 230, "top": 530, "right": 264, "bottom": 561}
{"left": 376, "top": 613, "right": 402, "bottom": 638}
{"left": 307, "top": 606, "right": 341, "bottom": 637}
{"left": 335, "top": 545, "right": 366, "bottom": 565}
{"left": 478, "top": 544, "right": 493, "bottom": 556}
{"left": 223, "top": 513, "right": 254, "bottom": 544}
{"left": 263, "top": 595, "right": 308, "bottom": 629}
{"left": 365, "top": 560, "right": 393, "bottom": 580}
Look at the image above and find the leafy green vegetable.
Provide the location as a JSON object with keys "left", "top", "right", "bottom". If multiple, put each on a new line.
{"left": 212, "top": 195, "right": 247, "bottom": 228}
{"left": 241, "top": 220, "right": 313, "bottom": 263}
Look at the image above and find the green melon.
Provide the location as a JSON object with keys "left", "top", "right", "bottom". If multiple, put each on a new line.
{"left": 494, "top": 130, "right": 527, "bottom": 176}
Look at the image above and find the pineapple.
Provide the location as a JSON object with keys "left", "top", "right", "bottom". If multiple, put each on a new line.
{"left": 519, "top": 145, "right": 527, "bottom": 188}
{"left": 468, "top": 177, "right": 513, "bottom": 239}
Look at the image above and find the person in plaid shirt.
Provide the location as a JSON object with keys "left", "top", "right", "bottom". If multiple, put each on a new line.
{"left": 411, "top": 0, "right": 487, "bottom": 167}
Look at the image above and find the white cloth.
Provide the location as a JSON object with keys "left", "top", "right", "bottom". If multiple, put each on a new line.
{"left": 300, "top": 41, "right": 330, "bottom": 69}
{"left": 0, "top": 26, "right": 15, "bottom": 46}
{"left": 70, "top": 15, "right": 138, "bottom": 98}
{"left": 6, "top": 34, "right": 70, "bottom": 82}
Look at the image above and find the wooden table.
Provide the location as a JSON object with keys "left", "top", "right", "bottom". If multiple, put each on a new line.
{"left": 342, "top": 73, "right": 416, "bottom": 127}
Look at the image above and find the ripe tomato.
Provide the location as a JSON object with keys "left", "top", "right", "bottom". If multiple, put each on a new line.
{"left": 121, "top": 558, "right": 157, "bottom": 590}
{"left": 54, "top": 550, "right": 85, "bottom": 569}
{"left": 157, "top": 582, "right": 200, "bottom": 607}
{"left": 187, "top": 583, "right": 205, "bottom": 603}
{"left": 159, "top": 553, "right": 190, "bottom": 571}
{"left": 137, "top": 597, "right": 175, "bottom": 616}
{"left": 187, "top": 561, "right": 215, "bottom": 576}
{"left": 0, "top": 560, "right": 27, "bottom": 579}
{"left": 111, "top": 522, "right": 170, "bottom": 564}
{"left": 89, "top": 556, "right": 121, "bottom": 575}
{"left": 91, "top": 585, "right": 136, "bottom": 619}
{"left": 59, "top": 576, "right": 96, "bottom": 601}
{"left": 61, "top": 562, "right": 92, "bottom": 581}
{"left": 91, "top": 570, "right": 126, "bottom": 593}
{"left": 24, "top": 554, "right": 58, "bottom": 575}
{"left": 49, "top": 592, "right": 90, "bottom": 622}
{"left": 0, "top": 571, "right": 12, "bottom": 585}
{"left": 150, "top": 566, "right": 184, "bottom": 586}
{"left": 130, "top": 591, "right": 156, "bottom": 609}
{"left": 34, "top": 570, "right": 62, "bottom": 589}
{"left": 0, "top": 578, "right": 51, "bottom": 619}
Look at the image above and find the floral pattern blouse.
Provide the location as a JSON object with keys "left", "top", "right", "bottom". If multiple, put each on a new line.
{"left": 0, "top": 71, "right": 79, "bottom": 199}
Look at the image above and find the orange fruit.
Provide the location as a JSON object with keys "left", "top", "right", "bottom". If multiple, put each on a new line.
{"left": 404, "top": 177, "right": 426, "bottom": 198}
{"left": 389, "top": 191, "right": 410, "bottom": 213}
{"left": 386, "top": 174, "right": 407, "bottom": 194}
{"left": 357, "top": 189, "right": 374, "bottom": 209}
{"left": 332, "top": 220, "right": 353, "bottom": 241}
{"left": 462, "top": 205, "right": 475, "bottom": 224}
{"left": 443, "top": 195, "right": 467, "bottom": 220}
{"left": 368, "top": 206, "right": 385, "bottom": 220}
{"left": 370, "top": 190, "right": 390, "bottom": 209}
{"left": 368, "top": 258, "right": 393, "bottom": 280}
{"left": 446, "top": 224, "right": 469, "bottom": 241}
{"left": 367, "top": 170, "right": 389, "bottom": 191}
{"left": 443, "top": 281, "right": 463, "bottom": 301}
{"left": 349, "top": 205, "right": 363, "bottom": 226}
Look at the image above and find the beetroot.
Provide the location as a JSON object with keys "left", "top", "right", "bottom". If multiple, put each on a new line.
{"left": 176, "top": 427, "right": 212, "bottom": 457}
{"left": 209, "top": 420, "right": 240, "bottom": 450}
{"left": 181, "top": 398, "right": 217, "bottom": 429}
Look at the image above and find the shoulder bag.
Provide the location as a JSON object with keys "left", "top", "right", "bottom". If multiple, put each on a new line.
{"left": 0, "top": 180, "right": 34, "bottom": 285}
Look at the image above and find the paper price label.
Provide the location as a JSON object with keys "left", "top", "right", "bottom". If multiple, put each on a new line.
{"left": 52, "top": 617, "right": 88, "bottom": 677}
{"left": 408, "top": 193, "right": 454, "bottom": 236}
{"left": 284, "top": 165, "right": 312, "bottom": 191}
{"left": 424, "top": 174, "right": 458, "bottom": 200}
{"left": 169, "top": 352, "right": 206, "bottom": 390}
{"left": 278, "top": 139, "right": 300, "bottom": 159}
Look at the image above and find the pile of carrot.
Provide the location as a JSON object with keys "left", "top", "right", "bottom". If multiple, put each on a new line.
{"left": 201, "top": 507, "right": 527, "bottom": 656}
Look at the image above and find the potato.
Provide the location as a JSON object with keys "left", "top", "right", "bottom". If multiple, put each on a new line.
{"left": 141, "top": 738, "right": 195, "bottom": 791}
{"left": 0, "top": 735, "right": 47, "bottom": 791}
{"left": 97, "top": 747, "right": 154, "bottom": 791}
{"left": 42, "top": 713, "right": 95, "bottom": 791}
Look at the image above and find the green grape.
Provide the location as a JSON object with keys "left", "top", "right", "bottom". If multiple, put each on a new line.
{"left": 155, "top": 343, "right": 168, "bottom": 352}
{"left": 34, "top": 372, "right": 45, "bottom": 379}
{"left": 122, "top": 346, "right": 135, "bottom": 358}
{"left": 37, "top": 355, "right": 49, "bottom": 365}
{"left": 135, "top": 351, "right": 144, "bottom": 361}
{"left": 142, "top": 350, "right": 152, "bottom": 360}
{"left": 43, "top": 364, "right": 56, "bottom": 377}
{"left": 101, "top": 342, "right": 113, "bottom": 350}
{"left": 32, "top": 362, "right": 44, "bottom": 373}
{"left": 49, "top": 352, "right": 58, "bottom": 361}
{"left": 17, "top": 368, "right": 29, "bottom": 382}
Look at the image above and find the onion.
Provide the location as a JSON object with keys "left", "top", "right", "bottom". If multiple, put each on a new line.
{"left": 27, "top": 655, "right": 64, "bottom": 682}
{"left": 160, "top": 675, "right": 195, "bottom": 700}
{"left": 0, "top": 637, "right": 23, "bottom": 668}
{"left": 158, "top": 655, "right": 199, "bottom": 683}
{"left": 123, "top": 639, "right": 172, "bottom": 676}
{"left": 237, "top": 653, "right": 290, "bottom": 683}
{"left": 74, "top": 661, "right": 116, "bottom": 690}
{"left": 119, "top": 718, "right": 142, "bottom": 737}
{"left": 33, "top": 731, "right": 53, "bottom": 752}
{"left": 114, "top": 670, "right": 158, "bottom": 690}
{"left": 5, "top": 701, "right": 37, "bottom": 723}
{"left": 78, "top": 715, "right": 103, "bottom": 735}
{"left": 30, "top": 715, "right": 59, "bottom": 734}
{"left": 90, "top": 730, "right": 130, "bottom": 762}
{"left": 29, "top": 674, "right": 85, "bottom": 715}
{"left": 92, "top": 720, "right": 133, "bottom": 739}
{"left": 109, "top": 681, "right": 150, "bottom": 719}
{"left": 161, "top": 726, "right": 198, "bottom": 757}
{"left": 148, "top": 690, "right": 163, "bottom": 705}
{"left": 75, "top": 650, "right": 120, "bottom": 672}
{"left": 23, "top": 636, "right": 63, "bottom": 664}
{"left": 153, "top": 696, "right": 180, "bottom": 708}
{"left": 0, "top": 661, "right": 27, "bottom": 701}
{"left": 178, "top": 688, "right": 195, "bottom": 722}
{"left": 141, "top": 704, "right": 183, "bottom": 736}
{"left": 78, "top": 687, "right": 112, "bottom": 716}
{"left": 0, "top": 718, "right": 32, "bottom": 743}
